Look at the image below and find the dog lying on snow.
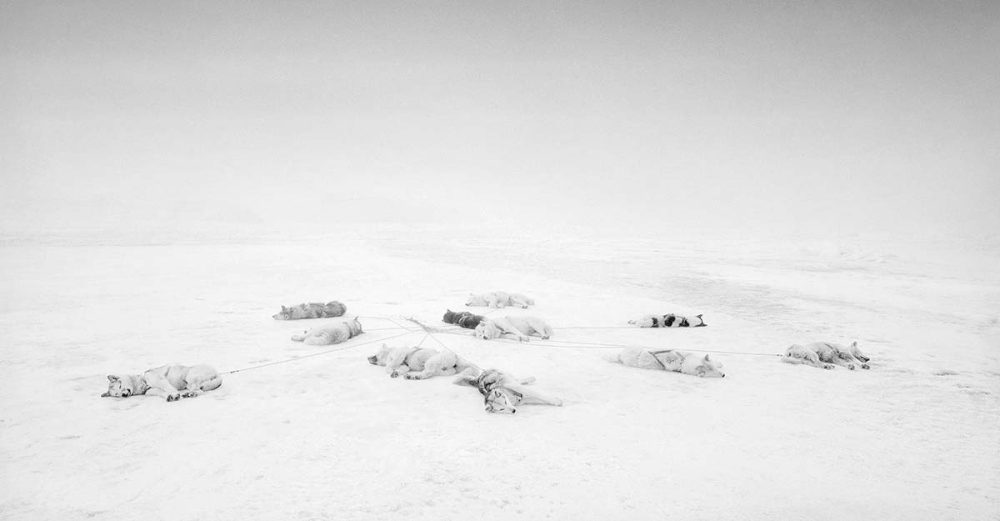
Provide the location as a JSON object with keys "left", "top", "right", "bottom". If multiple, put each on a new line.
{"left": 442, "top": 309, "right": 484, "bottom": 329}
{"left": 291, "top": 317, "right": 363, "bottom": 345}
{"left": 783, "top": 341, "right": 870, "bottom": 370}
{"left": 466, "top": 291, "right": 535, "bottom": 309}
{"left": 453, "top": 367, "right": 563, "bottom": 414}
{"left": 474, "top": 316, "right": 553, "bottom": 342}
{"left": 606, "top": 347, "right": 726, "bottom": 377}
{"left": 629, "top": 314, "right": 706, "bottom": 328}
{"left": 368, "top": 344, "right": 477, "bottom": 380}
{"left": 101, "top": 365, "right": 222, "bottom": 401}
{"left": 273, "top": 301, "right": 346, "bottom": 320}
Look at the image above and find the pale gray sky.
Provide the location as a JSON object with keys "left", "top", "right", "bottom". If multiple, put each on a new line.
{"left": 2, "top": 0, "right": 997, "bottom": 238}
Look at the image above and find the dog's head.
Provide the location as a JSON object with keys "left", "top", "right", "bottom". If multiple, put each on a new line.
{"left": 443, "top": 309, "right": 458, "bottom": 323}
{"left": 101, "top": 374, "right": 135, "bottom": 398}
{"left": 484, "top": 387, "right": 523, "bottom": 414}
{"left": 474, "top": 321, "right": 501, "bottom": 340}
{"left": 347, "top": 317, "right": 363, "bottom": 335}
{"left": 629, "top": 315, "right": 655, "bottom": 328}
{"left": 846, "top": 341, "right": 868, "bottom": 362}
{"left": 272, "top": 306, "right": 292, "bottom": 320}
{"left": 466, "top": 294, "right": 487, "bottom": 307}
{"left": 368, "top": 344, "right": 391, "bottom": 366}
{"left": 689, "top": 314, "right": 707, "bottom": 327}
{"left": 694, "top": 355, "right": 725, "bottom": 378}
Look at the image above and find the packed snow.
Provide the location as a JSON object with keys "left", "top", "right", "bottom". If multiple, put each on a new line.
{"left": 0, "top": 226, "right": 997, "bottom": 520}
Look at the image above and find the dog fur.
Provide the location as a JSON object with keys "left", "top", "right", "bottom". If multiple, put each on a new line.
{"left": 272, "top": 301, "right": 346, "bottom": 320}
{"left": 629, "top": 314, "right": 706, "bottom": 328}
{"left": 442, "top": 309, "right": 484, "bottom": 330}
{"left": 783, "top": 341, "right": 870, "bottom": 370}
{"left": 474, "top": 316, "right": 553, "bottom": 342}
{"left": 453, "top": 367, "right": 563, "bottom": 414}
{"left": 465, "top": 291, "right": 535, "bottom": 309}
{"left": 607, "top": 347, "right": 726, "bottom": 377}
{"left": 101, "top": 364, "right": 222, "bottom": 402}
{"left": 291, "top": 317, "right": 364, "bottom": 345}
{"left": 368, "top": 344, "right": 477, "bottom": 380}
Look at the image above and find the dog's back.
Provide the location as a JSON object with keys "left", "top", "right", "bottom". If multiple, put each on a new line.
{"left": 457, "top": 313, "right": 484, "bottom": 329}
{"left": 292, "top": 317, "right": 363, "bottom": 345}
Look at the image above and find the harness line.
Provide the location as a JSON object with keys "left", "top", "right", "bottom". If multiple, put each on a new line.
{"left": 222, "top": 329, "right": 419, "bottom": 375}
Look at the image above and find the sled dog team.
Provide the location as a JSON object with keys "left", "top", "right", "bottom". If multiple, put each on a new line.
{"left": 102, "top": 291, "right": 871, "bottom": 413}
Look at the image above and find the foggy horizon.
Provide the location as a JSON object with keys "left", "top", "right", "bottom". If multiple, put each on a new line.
{"left": 2, "top": 1, "right": 998, "bottom": 240}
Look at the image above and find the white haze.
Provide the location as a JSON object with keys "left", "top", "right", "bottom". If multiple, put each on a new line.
{"left": 2, "top": 0, "right": 998, "bottom": 241}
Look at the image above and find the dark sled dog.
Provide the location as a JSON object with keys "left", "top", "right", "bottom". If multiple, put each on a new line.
{"left": 442, "top": 309, "right": 485, "bottom": 329}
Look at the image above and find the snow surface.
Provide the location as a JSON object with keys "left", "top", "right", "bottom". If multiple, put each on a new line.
{"left": 0, "top": 227, "right": 997, "bottom": 520}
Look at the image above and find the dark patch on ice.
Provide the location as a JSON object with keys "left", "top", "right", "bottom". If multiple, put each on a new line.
{"left": 933, "top": 370, "right": 959, "bottom": 376}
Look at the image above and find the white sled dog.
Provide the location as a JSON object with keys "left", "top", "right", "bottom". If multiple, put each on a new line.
{"left": 475, "top": 316, "right": 553, "bottom": 342}
{"left": 453, "top": 367, "right": 563, "bottom": 414}
{"left": 607, "top": 347, "right": 726, "bottom": 377}
{"left": 368, "top": 344, "right": 477, "bottom": 380}
{"left": 466, "top": 291, "right": 535, "bottom": 309}
{"left": 272, "top": 300, "right": 346, "bottom": 320}
{"left": 291, "top": 317, "right": 364, "bottom": 345}
{"left": 783, "top": 341, "right": 870, "bottom": 370}
{"left": 629, "top": 314, "right": 706, "bottom": 328}
{"left": 101, "top": 364, "right": 222, "bottom": 402}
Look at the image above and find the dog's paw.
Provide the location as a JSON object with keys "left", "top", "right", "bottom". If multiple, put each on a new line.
{"left": 403, "top": 374, "right": 421, "bottom": 380}
{"left": 823, "top": 364, "right": 835, "bottom": 370}
{"left": 167, "top": 393, "right": 181, "bottom": 402}
{"left": 861, "top": 363, "right": 871, "bottom": 370}
{"left": 541, "top": 335, "right": 550, "bottom": 339}
{"left": 390, "top": 371, "right": 400, "bottom": 378}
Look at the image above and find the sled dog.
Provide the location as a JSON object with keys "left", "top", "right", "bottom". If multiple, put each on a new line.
{"left": 629, "top": 314, "right": 706, "bottom": 328}
{"left": 607, "top": 347, "right": 726, "bottom": 377}
{"left": 453, "top": 367, "right": 563, "bottom": 414}
{"left": 442, "top": 309, "right": 484, "bottom": 330}
{"left": 273, "top": 301, "right": 346, "bottom": 320}
{"left": 101, "top": 364, "right": 222, "bottom": 402}
{"left": 475, "top": 316, "right": 553, "bottom": 342}
{"left": 291, "top": 317, "right": 363, "bottom": 345}
{"left": 466, "top": 291, "right": 535, "bottom": 309}
{"left": 368, "top": 344, "right": 477, "bottom": 380}
{"left": 783, "top": 341, "right": 870, "bottom": 370}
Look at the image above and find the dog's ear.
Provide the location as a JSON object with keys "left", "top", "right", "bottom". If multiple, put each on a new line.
{"left": 107, "top": 375, "right": 119, "bottom": 382}
{"left": 850, "top": 341, "right": 857, "bottom": 348}
{"left": 281, "top": 306, "right": 287, "bottom": 312}
{"left": 703, "top": 354, "right": 711, "bottom": 361}
{"left": 696, "top": 314, "right": 703, "bottom": 318}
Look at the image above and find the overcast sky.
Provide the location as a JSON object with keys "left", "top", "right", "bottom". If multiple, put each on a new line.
{"left": 2, "top": 0, "right": 997, "bottom": 239}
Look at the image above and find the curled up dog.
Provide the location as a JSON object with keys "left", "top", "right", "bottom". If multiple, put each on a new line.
{"left": 442, "top": 309, "right": 484, "bottom": 330}
{"left": 368, "top": 344, "right": 477, "bottom": 380}
{"left": 291, "top": 317, "right": 364, "bottom": 345}
{"left": 272, "top": 301, "right": 347, "bottom": 320}
{"left": 474, "top": 316, "right": 553, "bottom": 342}
{"left": 466, "top": 292, "right": 535, "bottom": 309}
{"left": 101, "top": 364, "right": 222, "bottom": 402}
{"left": 629, "top": 314, "right": 706, "bottom": 328}
{"left": 783, "top": 341, "right": 870, "bottom": 370}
